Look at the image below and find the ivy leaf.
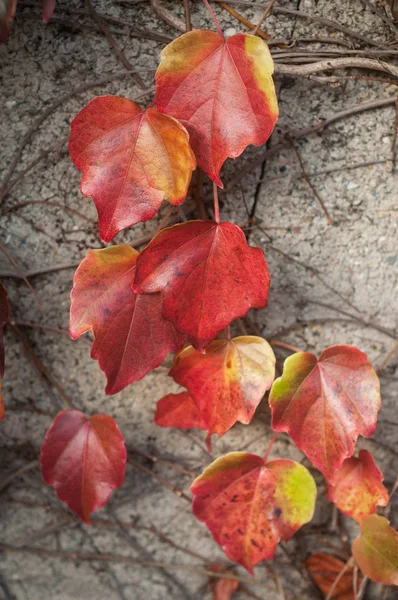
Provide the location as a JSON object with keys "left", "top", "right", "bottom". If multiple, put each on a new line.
{"left": 156, "top": 30, "right": 278, "bottom": 186}
{"left": 134, "top": 221, "right": 270, "bottom": 350}
{"left": 70, "top": 245, "right": 184, "bottom": 395}
{"left": 69, "top": 96, "right": 196, "bottom": 242}
{"left": 352, "top": 515, "right": 398, "bottom": 586}
{"left": 170, "top": 336, "right": 275, "bottom": 438}
{"left": 0, "top": 282, "right": 9, "bottom": 378}
{"left": 305, "top": 552, "right": 361, "bottom": 600}
{"left": 42, "top": 0, "right": 56, "bottom": 21}
{"left": 326, "top": 450, "right": 389, "bottom": 523}
{"left": 269, "top": 345, "right": 381, "bottom": 480}
{"left": 191, "top": 452, "right": 316, "bottom": 573}
{"left": 40, "top": 409, "right": 126, "bottom": 523}
{"left": 154, "top": 391, "right": 207, "bottom": 431}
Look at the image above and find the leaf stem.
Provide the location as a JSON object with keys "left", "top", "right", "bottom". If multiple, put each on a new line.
{"left": 213, "top": 182, "right": 220, "bottom": 223}
{"left": 225, "top": 325, "right": 231, "bottom": 340}
{"left": 202, "top": 0, "right": 224, "bottom": 38}
{"left": 263, "top": 432, "right": 279, "bottom": 462}
{"left": 253, "top": 0, "right": 278, "bottom": 36}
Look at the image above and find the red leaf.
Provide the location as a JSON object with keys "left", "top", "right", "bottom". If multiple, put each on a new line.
{"left": 156, "top": 30, "right": 278, "bottom": 186}
{"left": 40, "top": 409, "right": 126, "bottom": 523}
{"left": 154, "top": 391, "right": 207, "bottom": 430}
{"left": 42, "top": 0, "right": 55, "bottom": 22}
{"left": 352, "top": 515, "right": 398, "bottom": 586}
{"left": 269, "top": 345, "right": 381, "bottom": 480}
{"left": 170, "top": 336, "right": 275, "bottom": 438}
{"left": 134, "top": 221, "right": 270, "bottom": 350}
{"left": 0, "top": 282, "right": 9, "bottom": 378}
{"left": 70, "top": 245, "right": 184, "bottom": 395}
{"left": 191, "top": 452, "right": 316, "bottom": 573}
{"left": 326, "top": 450, "right": 389, "bottom": 523}
{"left": 69, "top": 96, "right": 196, "bottom": 242}
{"left": 305, "top": 553, "right": 361, "bottom": 599}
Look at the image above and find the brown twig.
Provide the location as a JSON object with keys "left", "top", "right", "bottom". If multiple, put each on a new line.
{"left": 274, "top": 57, "right": 398, "bottom": 78}
{"left": 288, "top": 138, "right": 333, "bottom": 224}
{"left": 0, "top": 242, "right": 42, "bottom": 308}
{"left": 85, "top": 0, "right": 146, "bottom": 88}
{"left": 151, "top": 0, "right": 185, "bottom": 33}
{"left": 0, "top": 544, "right": 273, "bottom": 590}
{"left": 127, "top": 456, "right": 191, "bottom": 502}
{"left": 325, "top": 557, "right": 355, "bottom": 600}
{"left": 183, "top": 0, "right": 191, "bottom": 31}
{"left": 0, "top": 460, "right": 39, "bottom": 494}
{"left": 253, "top": 0, "right": 278, "bottom": 36}
{"left": 219, "top": 2, "right": 275, "bottom": 41}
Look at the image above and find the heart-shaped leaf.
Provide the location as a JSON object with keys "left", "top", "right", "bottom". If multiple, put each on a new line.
{"left": 352, "top": 515, "right": 398, "bottom": 586}
{"left": 154, "top": 391, "right": 207, "bottom": 431}
{"left": 134, "top": 221, "right": 270, "bottom": 350}
{"left": 70, "top": 245, "right": 184, "bottom": 394}
{"left": 191, "top": 452, "right": 316, "bottom": 573}
{"left": 326, "top": 450, "right": 389, "bottom": 522}
{"left": 269, "top": 346, "right": 381, "bottom": 480}
{"left": 40, "top": 409, "right": 126, "bottom": 523}
{"left": 156, "top": 30, "right": 278, "bottom": 186}
{"left": 69, "top": 96, "right": 196, "bottom": 241}
{"left": 170, "top": 336, "right": 275, "bottom": 438}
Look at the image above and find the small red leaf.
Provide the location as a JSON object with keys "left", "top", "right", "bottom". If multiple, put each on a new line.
{"left": 191, "top": 452, "right": 316, "bottom": 573}
{"left": 305, "top": 553, "right": 361, "bottom": 600}
{"left": 352, "top": 515, "right": 398, "bottom": 586}
{"left": 154, "top": 391, "right": 207, "bottom": 430}
{"left": 326, "top": 450, "right": 389, "bottom": 523}
{"left": 42, "top": 0, "right": 56, "bottom": 22}
{"left": 70, "top": 245, "right": 184, "bottom": 394}
{"left": 69, "top": 96, "right": 196, "bottom": 241}
{"left": 170, "top": 336, "right": 275, "bottom": 437}
{"left": 269, "top": 345, "right": 381, "bottom": 480}
{"left": 134, "top": 221, "right": 270, "bottom": 350}
{"left": 156, "top": 30, "right": 278, "bottom": 186}
{"left": 40, "top": 409, "right": 126, "bottom": 523}
{"left": 0, "top": 282, "right": 9, "bottom": 378}
{"left": 209, "top": 565, "right": 239, "bottom": 600}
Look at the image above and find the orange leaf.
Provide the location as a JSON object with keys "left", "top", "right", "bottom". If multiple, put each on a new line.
{"left": 70, "top": 245, "right": 184, "bottom": 394}
{"left": 156, "top": 30, "right": 278, "bottom": 186}
{"left": 170, "top": 336, "right": 275, "bottom": 438}
{"left": 326, "top": 450, "right": 389, "bottom": 523}
{"left": 69, "top": 96, "right": 196, "bottom": 241}
{"left": 269, "top": 345, "right": 381, "bottom": 480}
{"left": 209, "top": 565, "right": 239, "bottom": 600}
{"left": 352, "top": 515, "right": 398, "bottom": 586}
{"left": 154, "top": 391, "right": 207, "bottom": 431}
{"left": 191, "top": 453, "right": 316, "bottom": 573}
{"left": 305, "top": 553, "right": 361, "bottom": 600}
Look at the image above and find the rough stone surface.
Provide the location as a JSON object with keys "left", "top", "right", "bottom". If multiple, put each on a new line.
{"left": 0, "top": 1, "right": 397, "bottom": 599}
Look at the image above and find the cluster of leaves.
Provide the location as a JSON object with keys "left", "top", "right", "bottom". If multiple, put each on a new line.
{"left": 0, "top": 0, "right": 55, "bottom": 43}
{"left": 1, "top": 4, "right": 397, "bottom": 591}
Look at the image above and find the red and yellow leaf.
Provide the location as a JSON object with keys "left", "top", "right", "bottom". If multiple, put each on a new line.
{"left": 70, "top": 245, "right": 184, "bottom": 395}
{"left": 326, "top": 450, "right": 389, "bottom": 523}
{"left": 269, "top": 346, "right": 381, "bottom": 480}
{"left": 156, "top": 30, "right": 278, "bottom": 186}
{"left": 69, "top": 96, "right": 196, "bottom": 242}
{"left": 352, "top": 515, "right": 398, "bottom": 586}
{"left": 40, "top": 409, "right": 126, "bottom": 523}
{"left": 0, "top": 281, "right": 9, "bottom": 378}
{"left": 154, "top": 391, "right": 207, "bottom": 430}
{"left": 170, "top": 336, "right": 275, "bottom": 438}
{"left": 305, "top": 552, "right": 361, "bottom": 600}
{"left": 134, "top": 221, "right": 270, "bottom": 350}
{"left": 191, "top": 452, "right": 316, "bottom": 573}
